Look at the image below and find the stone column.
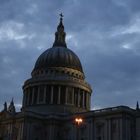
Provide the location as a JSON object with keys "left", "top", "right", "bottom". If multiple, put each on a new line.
{"left": 23, "top": 90, "right": 26, "bottom": 107}
{"left": 49, "top": 124, "right": 55, "bottom": 140}
{"left": 84, "top": 92, "right": 86, "bottom": 109}
{"left": 72, "top": 87, "right": 74, "bottom": 105}
{"left": 89, "top": 94, "right": 90, "bottom": 109}
{"left": 86, "top": 93, "right": 88, "bottom": 109}
{"left": 89, "top": 94, "right": 91, "bottom": 109}
{"left": 19, "top": 123, "right": 21, "bottom": 140}
{"left": 82, "top": 90, "right": 85, "bottom": 108}
{"left": 58, "top": 86, "right": 61, "bottom": 104}
{"left": 108, "top": 119, "right": 111, "bottom": 140}
{"left": 27, "top": 88, "right": 30, "bottom": 106}
{"left": 120, "top": 118, "right": 123, "bottom": 140}
{"left": 65, "top": 87, "right": 68, "bottom": 104}
{"left": 20, "top": 123, "right": 23, "bottom": 140}
{"left": 10, "top": 123, "right": 12, "bottom": 139}
{"left": 29, "top": 88, "right": 33, "bottom": 105}
{"left": 44, "top": 86, "right": 47, "bottom": 103}
{"left": 31, "top": 87, "right": 35, "bottom": 105}
{"left": 78, "top": 89, "right": 80, "bottom": 107}
{"left": 51, "top": 86, "right": 54, "bottom": 104}
{"left": 37, "top": 86, "right": 40, "bottom": 104}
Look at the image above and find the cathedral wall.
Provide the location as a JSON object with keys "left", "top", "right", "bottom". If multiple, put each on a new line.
{"left": 0, "top": 117, "right": 24, "bottom": 140}
{"left": 22, "top": 118, "right": 70, "bottom": 140}
{"left": 23, "top": 119, "right": 46, "bottom": 140}
{"left": 136, "top": 116, "right": 140, "bottom": 140}
{"left": 91, "top": 112, "right": 135, "bottom": 140}
{"left": 63, "top": 118, "right": 93, "bottom": 140}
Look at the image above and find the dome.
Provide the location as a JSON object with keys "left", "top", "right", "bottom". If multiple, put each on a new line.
{"left": 32, "top": 15, "right": 83, "bottom": 73}
{"left": 33, "top": 47, "right": 83, "bottom": 72}
{"left": 23, "top": 14, "right": 92, "bottom": 114}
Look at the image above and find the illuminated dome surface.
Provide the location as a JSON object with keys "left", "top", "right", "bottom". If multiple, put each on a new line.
{"left": 34, "top": 47, "right": 83, "bottom": 72}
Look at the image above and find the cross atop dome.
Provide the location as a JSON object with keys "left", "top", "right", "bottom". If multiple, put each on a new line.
{"left": 53, "top": 13, "right": 67, "bottom": 47}
{"left": 59, "top": 13, "right": 64, "bottom": 21}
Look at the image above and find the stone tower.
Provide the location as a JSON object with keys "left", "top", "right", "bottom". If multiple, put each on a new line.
{"left": 22, "top": 15, "right": 92, "bottom": 114}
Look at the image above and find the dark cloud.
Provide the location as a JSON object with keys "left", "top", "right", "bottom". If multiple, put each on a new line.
{"left": 0, "top": 0, "right": 140, "bottom": 110}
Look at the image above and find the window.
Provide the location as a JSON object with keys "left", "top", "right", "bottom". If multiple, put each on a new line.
{"left": 86, "top": 94, "right": 89, "bottom": 109}
{"left": 25, "top": 89, "right": 29, "bottom": 105}
{"left": 97, "top": 125, "right": 102, "bottom": 134}
{"left": 67, "top": 87, "right": 73, "bottom": 104}
{"left": 96, "top": 123, "right": 104, "bottom": 140}
{"left": 60, "top": 86, "right": 66, "bottom": 104}
{"left": 84, "top": 92, "right": 87, "bottom": 108}
{"left": 111, "top": 122, "right": 116, "bottom": 133}
{"left": 33, "top": 86, "right": 38, "bottom": 104}
{"left": 39, "top": 86, "right": 44, "bottom": 103}
{"left": 74, "top": 88, "right": 79, "bottom": 107}
{"left": 29, "top": 88, "right": 32, "bottom": 105}
{"left": 45, "top": 85, "right": 51, "bottom": 104}
{"left": 80, "top": 90, "right": 83, "bottom": 107}
{"left": 53, "top": 86, "right": 58, "bottom": 104}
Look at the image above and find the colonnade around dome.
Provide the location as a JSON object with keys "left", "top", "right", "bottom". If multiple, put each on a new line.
{"left": 23, "top": 85, "right": 91, "bottom": 111}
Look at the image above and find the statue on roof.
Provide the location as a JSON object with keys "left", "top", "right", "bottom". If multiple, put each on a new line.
{"left": 136, "top": 101, "right": 140, "bottom": 111}
{"left": 3, "top": 102, "right": 7, "bottom": 111}
{"left": 8, "top": 98, "right": 16, "bottom": 114}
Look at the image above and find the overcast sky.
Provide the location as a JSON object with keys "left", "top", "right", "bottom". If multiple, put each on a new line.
{"left": 0, "top": 0, "right": 140, "bottom": 111}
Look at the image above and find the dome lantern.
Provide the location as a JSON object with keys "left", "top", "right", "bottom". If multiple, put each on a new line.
{"left": 53, "top": 13, "right": 67, "bottom": 48}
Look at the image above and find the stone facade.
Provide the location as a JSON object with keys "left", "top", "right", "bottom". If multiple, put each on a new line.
{"left": 0, "top": 16, "right": 140, "bottom": 140}
{"left": 0, "top": 106, "right": 140, "bottom": 140}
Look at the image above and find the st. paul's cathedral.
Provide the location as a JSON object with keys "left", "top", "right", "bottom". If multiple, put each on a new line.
{"left": 0, "top": 15, "right": 140, "bottom": 140}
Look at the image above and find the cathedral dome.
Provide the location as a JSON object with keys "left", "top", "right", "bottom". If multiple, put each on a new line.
{"left": 32, "top": 14, "right": 83, "bottom": 74}
{"left": 23, "top": 14, "right": 92, "bottom": 114}
{"left": 33, "top": 47, "right": 83, "bottom": 72}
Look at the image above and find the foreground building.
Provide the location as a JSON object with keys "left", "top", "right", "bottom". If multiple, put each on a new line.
{"left": 0, "top": 15, "right": 140, "bottom": 140}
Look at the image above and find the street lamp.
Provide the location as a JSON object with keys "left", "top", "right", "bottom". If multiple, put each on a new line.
{"left": 75, "top": 117, "right": 83, "bottom": 140}
{"left": 75, "top": 118, "right": 83, "bottom": 125}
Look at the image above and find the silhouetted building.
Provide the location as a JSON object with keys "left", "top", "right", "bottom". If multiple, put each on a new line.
{"left": 0, "top": 15, "right": 140, "bottom": 140}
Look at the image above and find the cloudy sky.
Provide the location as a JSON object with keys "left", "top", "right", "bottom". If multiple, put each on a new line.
{"left": 0, "top": 0, "right": 140, "bottom": 111}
